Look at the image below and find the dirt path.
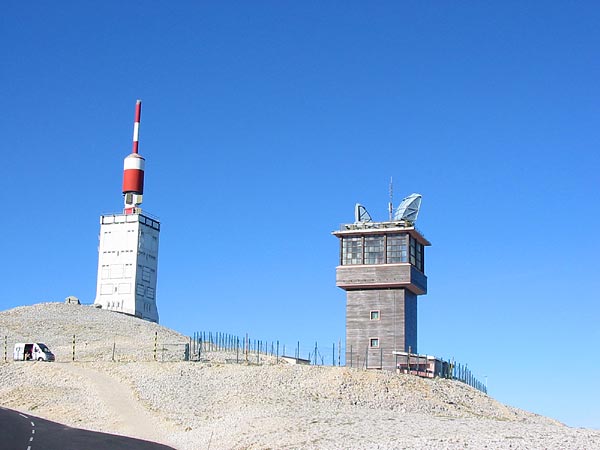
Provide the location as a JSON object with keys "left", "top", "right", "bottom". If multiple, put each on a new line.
{"left": 56, "top": 363, "right": 173, "bottom": 446}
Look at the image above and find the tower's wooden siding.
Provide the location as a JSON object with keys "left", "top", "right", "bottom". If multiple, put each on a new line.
{"left": 336, "top": 264, "right": 427, "bottom": 294}
{"left": 345, "top": 288, "right": 417, "bottom": 371}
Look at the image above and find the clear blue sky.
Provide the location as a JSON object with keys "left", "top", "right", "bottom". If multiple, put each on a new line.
{"left": 2, "top": 1, "right": 599, "bottom": 429}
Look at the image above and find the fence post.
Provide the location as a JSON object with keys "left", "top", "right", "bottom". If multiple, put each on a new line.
{"left": 276, "top": 341, "right": 279, "bottom": 364}
{"left": 338, "top": 339, "right": 341, "bottom": 367}
{"left": 112, "top": 341, "right": 116, "bottom": 362}
{"left": 365, "top": 347, "right": 368, "bottom": 370}
{"left": 332, "top": 343, "right": 335, "bottom": 366}
{"left": 154, "top": 332, "right": 158, "bottom": 361}
{"left": 4, "top": 335, "right": 7, "bottom": 363}
{"left": 314, "top": 342, "right": 318, "bottom": 365}
{"left": 72, "top": 335, "right": 76, "bottom": 361}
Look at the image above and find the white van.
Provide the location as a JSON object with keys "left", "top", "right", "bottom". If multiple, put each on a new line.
{"left": 13, "top": 343, "right": 55, "bottom": 362}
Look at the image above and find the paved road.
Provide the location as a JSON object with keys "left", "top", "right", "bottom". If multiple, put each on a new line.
{"left": 0, "top": 407, "right": 176, "bottom": 450}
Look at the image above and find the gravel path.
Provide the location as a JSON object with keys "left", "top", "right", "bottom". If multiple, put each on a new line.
{"left": 57, "top": 363, "right": 171, "bottom": 444}
{"left": 1, "top": 303, "right": 599, "bottom": 449}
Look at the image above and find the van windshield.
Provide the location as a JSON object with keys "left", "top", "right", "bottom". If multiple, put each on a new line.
{"left": 37, "top": 344, "right": 50, "bottom": 353}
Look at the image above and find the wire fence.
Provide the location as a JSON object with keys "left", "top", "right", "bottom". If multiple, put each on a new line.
{"left": 2, "top": 332, "right": 189, "bottom": 363}
{"left": 192, "top": 331, "right": 487, "bottom": 393}
{"left": 2, "top": 331, "right": 487, "bottom": 393}
{"left": 190, "top": 331, "right": 346, "bottom": 367}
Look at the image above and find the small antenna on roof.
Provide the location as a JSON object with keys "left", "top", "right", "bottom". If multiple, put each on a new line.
{"left": 388, "top": 176, "right": 393, "bottom": 221}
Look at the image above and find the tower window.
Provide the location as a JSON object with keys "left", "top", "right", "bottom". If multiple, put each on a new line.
{"left": 370, "top": 310, "right": 380, "bottom": 320}
{"left": 409, "top": 236, "right": 425, "bottom": 272}
{"left": 364, "top": 235, "right": 384, "bottom": 264}
{"left": 342, "top": 236, "right": 363, "bottom": 265}
{"left": 387, "top": 234, "right": 408, "bottom": 263}
{"left": 370, "top": 338, "right": 380, "bottom": 348}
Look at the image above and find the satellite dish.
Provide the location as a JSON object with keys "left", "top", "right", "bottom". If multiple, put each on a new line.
{"left": 393, "top": 193, "right": 422, "bottom": 222}
{"left": 354, "top": 203, "right": 373, "bottom": 223}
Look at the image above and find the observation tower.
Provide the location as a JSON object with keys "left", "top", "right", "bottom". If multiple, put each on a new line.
{"left": 333, "top": 194, "right": 430, "bottom": 370}
{"left": 93, "top": 100, "right": 161, "bottom": 323}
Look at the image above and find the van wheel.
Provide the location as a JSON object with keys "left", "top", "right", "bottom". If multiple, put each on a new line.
{"left": 37, "top": 357, "right": 43, "bottom": 362}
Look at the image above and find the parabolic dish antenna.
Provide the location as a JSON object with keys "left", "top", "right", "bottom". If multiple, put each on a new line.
{"left": 354, "top": 203, "right": 373, "bottom": 223}
{"left": 393, "top": 193, "right": 422, "bottom": 223}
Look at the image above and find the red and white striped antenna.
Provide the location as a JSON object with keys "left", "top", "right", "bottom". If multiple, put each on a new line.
{"left": 122, "top": 99, "right": 145, "bottom": 214}
{"left": 132, "top": 99, "right": 142, "bottom": 154}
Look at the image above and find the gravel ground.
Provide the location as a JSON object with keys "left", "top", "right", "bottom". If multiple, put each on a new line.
{"left": 1, "top": 303, "right": 599, "bottom": 449}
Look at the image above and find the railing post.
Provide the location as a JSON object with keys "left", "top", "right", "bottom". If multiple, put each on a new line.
{"left": 333, "top": 343, "right": 335, "bottom": 366}
{"left": 154, "top": 331, "right": 157, "bottom": 361}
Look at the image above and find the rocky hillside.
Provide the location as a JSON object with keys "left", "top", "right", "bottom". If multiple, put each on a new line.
{"left": 0, "top": 302, "right": 188, "bottom": 362}
{"left": 1, "top": 303, "right": 599, "bottom": 449}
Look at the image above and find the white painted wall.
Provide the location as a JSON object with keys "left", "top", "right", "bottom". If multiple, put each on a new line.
{"left": 93, "top": 213, "right": 160, "bottom": 323}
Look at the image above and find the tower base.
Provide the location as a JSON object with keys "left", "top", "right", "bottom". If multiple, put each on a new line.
{"left": 93, "top": 213, "right": 160, "bottom": 323}
{"left": 345, "top": 288, "right": 417, "bottom": 371}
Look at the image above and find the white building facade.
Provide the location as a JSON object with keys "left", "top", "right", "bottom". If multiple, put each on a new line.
{"left": 94, "top": 212, "right": 160, "bottom": 322}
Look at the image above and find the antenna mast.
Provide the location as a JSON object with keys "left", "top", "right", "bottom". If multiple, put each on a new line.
{"left": 122, "top": 99, "right": 145, "bottom": 214}
{"left": 132, "top": 99, "right": 141, "bottom": 154}
{"left": 388, "top": 176, "right": 393, "bottom": 221}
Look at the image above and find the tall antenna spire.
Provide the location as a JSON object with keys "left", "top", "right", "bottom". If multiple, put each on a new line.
{"left": 132, "top": 99, "right": 142, "bottom": 154}
{"left": 122, "top": 99, "right": 145, "bottom": 214}
{"left": 388, "top": 176, "right": 394, "bottom": 221}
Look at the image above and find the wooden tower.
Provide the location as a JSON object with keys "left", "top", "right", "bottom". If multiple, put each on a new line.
{"left": 333, "top": 196, "right": 430, "bottom": 371}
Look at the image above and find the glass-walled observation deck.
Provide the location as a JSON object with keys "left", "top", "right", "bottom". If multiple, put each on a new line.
{"left": 334, "top": 220, "right": 429, "bottom": 273}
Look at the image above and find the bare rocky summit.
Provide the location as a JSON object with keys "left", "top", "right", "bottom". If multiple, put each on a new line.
{"left": 1, "top": 303, "right": 598, "bottom": 449}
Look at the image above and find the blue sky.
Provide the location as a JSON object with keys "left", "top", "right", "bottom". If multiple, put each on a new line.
{"left": 2, "top": 1, "right": 599, "bottom": 428}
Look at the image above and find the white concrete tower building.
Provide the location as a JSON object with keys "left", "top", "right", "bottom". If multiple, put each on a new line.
{"left": 93, "top": 100, "right": 160, "bottom": 322}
